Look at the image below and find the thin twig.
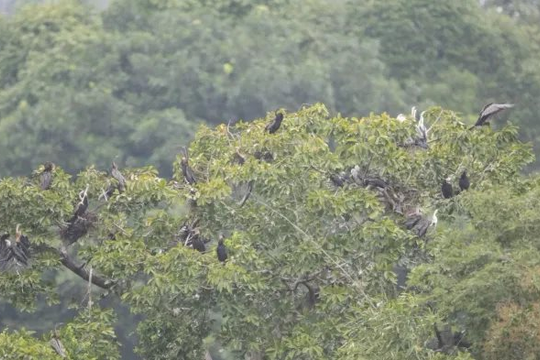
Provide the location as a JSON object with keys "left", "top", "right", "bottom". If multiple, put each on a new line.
{"left": 88, "top": 267, "right": 93, "bottom": 312}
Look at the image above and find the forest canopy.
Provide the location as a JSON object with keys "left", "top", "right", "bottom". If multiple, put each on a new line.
{"left": 0, "top": 103, "right": 539, "bottom": 359}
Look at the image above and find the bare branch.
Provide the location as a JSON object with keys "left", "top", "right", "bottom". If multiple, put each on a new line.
{"left": 36, "top": 245, "right": 114, "bottom": 290}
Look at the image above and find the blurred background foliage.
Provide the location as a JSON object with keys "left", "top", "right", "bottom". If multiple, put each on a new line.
{"left": 1, "top": 0, "right": 540, "bottom": 176}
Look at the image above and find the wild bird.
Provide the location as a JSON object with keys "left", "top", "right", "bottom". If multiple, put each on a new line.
{"left": 111, "top": 162, "right": 127, "bottom": 193}
{"left": 62, "top": 185, "right": 92, "bottom": 245}
{"left": 0, "top": 225, "right": 32, "bottom": 270}
{"left": 71, "top": 185, "right": 89, "bottom": 221}
{"left": 233, "top": 148, "right": 246, "bottom": 165}
{"left": 329, "top": 173, "right": 346, "bottom": 187}
{"left": 441, "top": 177, "right": 454, "bottom": 199}
{"left": 40, "top": 162, "right": 55, "bottom": 190}
{"left": 181, "top": 147, "right": 197, "bottom": 185}
{"left": 265, "top": 111, "right": 284, "bottom": 134}
{"left": 459, "top": 170, "right": 470, "bottom": 191}
{"left": 216, "top": 234, "right": 228, "bottom": 263}
{"left": 405, "top": 208, "right": 438, "bottom": 238}
{"left": 414, "top": 111, "right": 429, "bottom": 149}
{"left": 50, "top": 325, "right": 67, "bottom": 358}
{"left": 470, "top": 102, "right": 514, "bottom": 129}
{"left": 238, "top": 180, "right": 254, "bottom": 207}
{"left": 187, "top": 229, "right": 206, "bottom": 253}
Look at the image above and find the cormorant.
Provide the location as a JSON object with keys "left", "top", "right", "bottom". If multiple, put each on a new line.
{"left": 459, "top": 171, "right": 470, "bottom": 191}
{"left": 50, "top": 325, "right": 67, "bottom": 358}
{"left": 238, "top": 180, "right": 254, "bottom": 207}
{"left": 470, "top": 103, "right": 514, "bottom": 129}
{"left": 0, "top": 226, "right": 31, "bottom": 269}
{"left": 233, "top": 149, "right": 246, "bottom": 165}
{"left": 406, "top": 209, "right": 438, "bottom": 238}
{"left": 329, "top": 174, "right": 345, "bottom": 187}
{"left": 111, "top": 162, "right": 126, "bottom": 193}
{"left": 40, "top": 162, "right": 54, "bottom": 190}
{"left": 441, "top": 178, "right": 454, "bottom": 199}
{"left": 181, "top": 148, "right": 197, "bottom": 185}
{"left": 216, "top": 234, "right": 227, "bottom": 263}
{"left": 73, "top": 185, "right": 89, "bottom": 219}
{"left": 265, "top": 112, "right": 284, "bottom": 134}
{"left": 187, "top": 229, "right": 205, "bottom": 252}
{"left": 414, "top": 112, "right": 428, "bottom": 149}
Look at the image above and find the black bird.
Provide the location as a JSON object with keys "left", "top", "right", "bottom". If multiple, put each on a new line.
{"left": 470, "top": 103, "right": 514, "bottom": 129}
{"left": 216, "top": 234, "right": 227, "bottom": 263}
{"left": 233, "top": 149, "right": 246, "bottom": 165}
{"left": 265, "top": 112, "right": 284, "bottom": 134}
{"left": 405, "top": 209, "right": 438, "bottom": 238}
{"left": 181, "top": 148, "right": 197, "bottom": 185}
{"left": 459, "top": 171, "right": 470, "bottom": 191}
{"left": 329, "top": 174, "right": 345, "bottom": 187}
{"left": 187, "top": 229, "right": 205, "bottom": 252}
{"left": 40, "top": 162, "right": 54, "bottom": 190}
{"left": 0, "top": 225, "right": 32, "bottom": 269}
{"left": 441, "top": 178, "right": 454, "bottom": 199}
{"left": 111, "top": 162, "right": 126, "bottom": 193}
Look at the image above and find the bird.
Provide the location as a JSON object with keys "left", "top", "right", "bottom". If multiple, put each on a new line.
{"left": 13, "top": 225, "right": 31, "bottom": 266}
{"left": 69, "top": 185, "right": 89, "bottom": 224}
{"left": 414, "top": 111, "right": 429, "bottom": 149}
{"left": 187, "top": 229, "right": 205, "bottom": 253}
{"left": 0, "top": 233, "right": 12, "bottom": 269}
{"left": 111, "top": 162, "right": 126, "bottom": 193}
{"left": 0, "top": 225, "right": 32, "bottom": 269}
{"left": 216, "top": 234, "right": 228, "bottom": 263}
{"left": 470, "top": 103, "right": 514, "bottom": 129}
{"left": 265, "top": 111, "right": 284, "bottom": 134}
{"left": 441, "top": 178, "right": 454, "bottom": 199}
{"left": 40, "top": 162, "right": 54, "bottom": 190}
{"left": 329, "top": 174, "right": 345, "bottom": 187}
{"left": 430, "top": 209, "right": 438, "bottom": 228}
{"left": 180, "top": 148, "right": 197, "bottom": 185}
{"left": 233, "top": 148, "right": 246, "bottom": 165}
{"left": 238, "top": 180, "right": 254, "bottom": 207}
{"left": 50, "top": 324, "right": 67, "bottom": 358}
{"left": 459, "top": 171, "right": 470, "bottom": 191}
{"left": 405, "top": 208, "right": 438, "bottom": 238}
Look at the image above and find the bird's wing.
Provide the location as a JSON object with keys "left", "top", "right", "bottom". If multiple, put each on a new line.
{"left": 482, "top": 103, "right": 514, "bottom": 118}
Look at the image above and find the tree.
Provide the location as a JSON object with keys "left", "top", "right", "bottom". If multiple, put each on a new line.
{"left": 0, "top": 103, "right": 535, "bottom": 359}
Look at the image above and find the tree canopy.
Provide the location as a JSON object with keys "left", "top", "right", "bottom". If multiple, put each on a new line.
{"left": 0, "top": 103, "right": 538, "bottom": 359}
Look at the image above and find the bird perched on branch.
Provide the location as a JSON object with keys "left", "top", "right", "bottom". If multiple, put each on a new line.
{"left": 405, "top": 209, "right": 438, "bottom": 238}
{"left": 0, "top": 225, "right": 32, "bottom": 270}
{"left": 470, "top": 103, "right": 514, "bottom": 129}
{"left": 265, "top": 111, "right": 284, "bottom": 134}
{"left": 50, "top": 324, "right": 67, "bottom": 358}
{"left": 181, "top": 147, "right": 197, "bottom": 185}
{"left": 40, "top": 162, "right": 55, "bottom": 190}
{"left": 441, "top": 178, "right": 454, "bottom": 199}
{"left": 111, "top": 162, "right": 126, "bottom": 193}
{"left": 62, "top": 185, "right": 92, "bottom": 245}
{"left": 216, "top": 234, "right": 228, "bottom": 263}
{"left": 459, "top": 171, "right": 470, "bottom": 191}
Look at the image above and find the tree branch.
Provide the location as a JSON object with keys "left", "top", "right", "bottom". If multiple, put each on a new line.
{"left": 36, "top": 245, "right": 114, "bottom": 290}
{"left": 58, "top": 249, "right": 113, "bottom": 290}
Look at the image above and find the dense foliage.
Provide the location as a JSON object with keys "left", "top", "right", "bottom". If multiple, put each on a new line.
{"left": 0, "top": 103, "right": 538, "bottom": 359}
